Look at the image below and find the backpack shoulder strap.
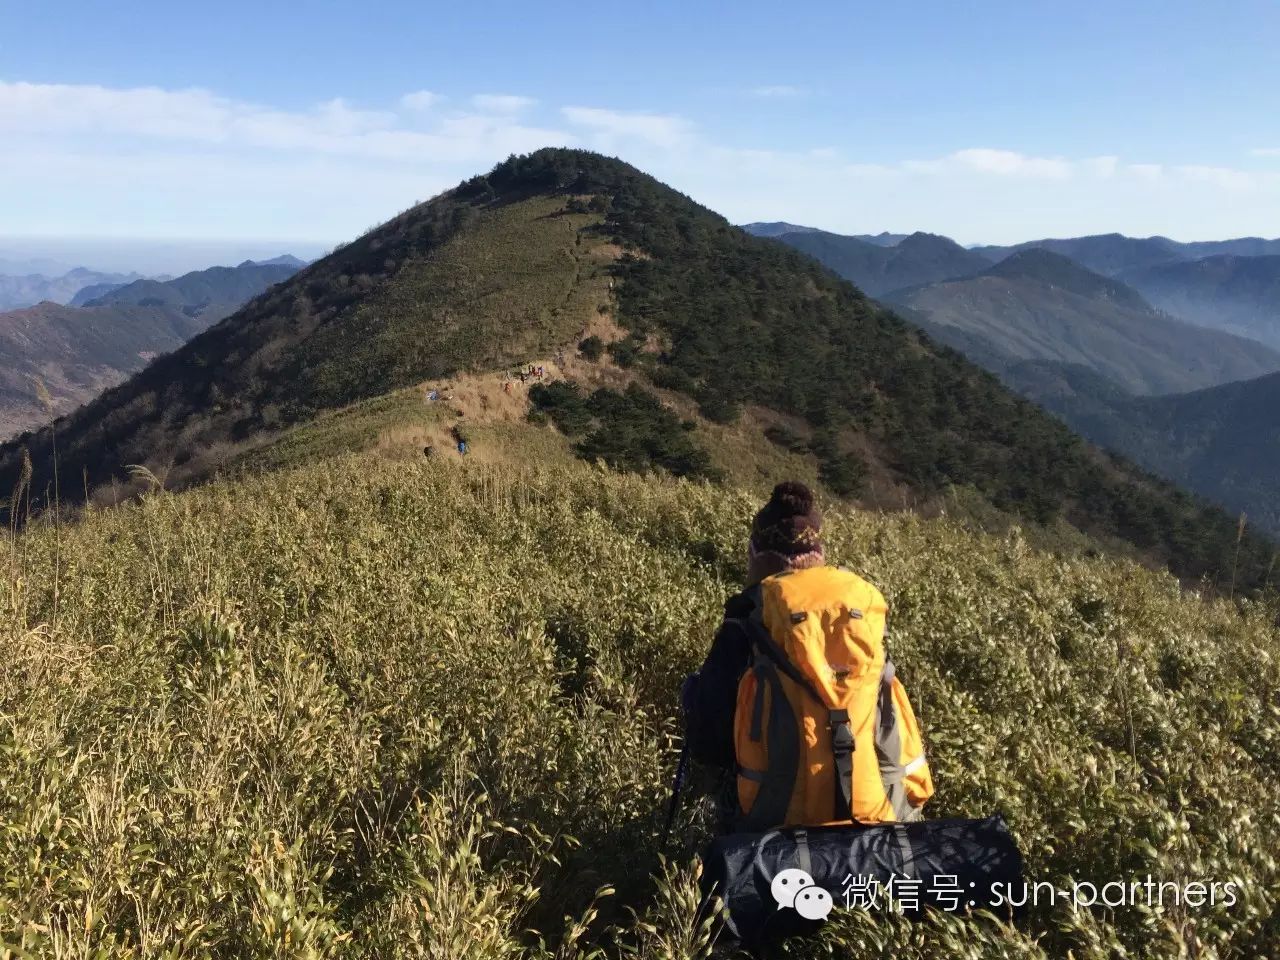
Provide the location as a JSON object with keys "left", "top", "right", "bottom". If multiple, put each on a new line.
{"left": 736, "top": 654, "right": 798, "bottom": 831}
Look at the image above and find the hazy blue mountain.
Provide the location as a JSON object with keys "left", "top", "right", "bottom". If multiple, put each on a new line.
{"left": 86, "top": 260, "right": 302, "bottom": 324}
{"left": 0, "top": 267, "right": 144, "bottom": 310}
{"left": 741, "top": 222, "right": 913, "bottom": 247}
{"left": 1177, "top": 238, "right": 1280, "bottom": 259}
{"left": 0, "top": 301, "right": 208, "bottom": 438}
{"left": 972, "top": 234, "right": 1184, "bottom": 276}
{"left": 70, "top": 281, "right": 129, "bottom": 306}
{"left": 2, "top": 260, "right": 301, "bottom": 437}
{"left": 891, "top": 249, "right": 1280, "bottom": 395}
{"left": 253, "top": 254, "right": 309, "bottom": 268}
{"left": 851, "top": 231, "right": 911, "bottom": 247}
{"left": 1119, "top": 255, "right": 1280, "bottom": 348}
{"left": 739, "top": 221, "right": 822, "bottom": 237}
{"left": 974, "top": 233, "right": 1280, "bottom": 277}
{"left": 1011, "top": 364, "right": 1280, "bottom": 536}
{"left": 761, "top": 227, "right": 991, "bottom": 296}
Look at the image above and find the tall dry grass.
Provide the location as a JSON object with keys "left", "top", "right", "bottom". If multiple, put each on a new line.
{"left": 2, "top": 455, "right": 1277, "bottom": 957}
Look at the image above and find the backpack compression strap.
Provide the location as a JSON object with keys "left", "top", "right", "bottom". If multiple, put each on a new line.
{"left": 829, "top": 708, "right": 855, "bottom": 820}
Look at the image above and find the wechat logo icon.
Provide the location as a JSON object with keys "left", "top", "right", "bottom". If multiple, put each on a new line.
{"left": 770, "top": 868, "right": 834, "bottom": 921}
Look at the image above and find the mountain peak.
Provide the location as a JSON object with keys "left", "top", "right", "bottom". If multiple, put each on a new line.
{"left": 984, "top": 248, "right": 1153, "bottom": 311}
{"left": 2, "top": 147, "right": 1269, "bottom": 595}
{"left": 898, "top": 231, "right": 968, "bottom": 251}
{"left": 740, "top": 221, "right": 821, "bottom": 238}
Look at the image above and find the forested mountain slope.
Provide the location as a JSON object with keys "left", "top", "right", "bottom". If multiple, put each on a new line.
{"left": 1020, "top": 365, "right": 1280, "bottom": 536}
{"left": 2, "top": 148, "right": 1275, "bottom": 590}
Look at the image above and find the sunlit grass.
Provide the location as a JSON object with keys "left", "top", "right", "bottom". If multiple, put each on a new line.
{"left": 2, "top": 455, "right": 1277, "bottom": 957}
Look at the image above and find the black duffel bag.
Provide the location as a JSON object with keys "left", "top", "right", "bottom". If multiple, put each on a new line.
{"left": 700, "top": 815, "right": 1024, "bottom": 945}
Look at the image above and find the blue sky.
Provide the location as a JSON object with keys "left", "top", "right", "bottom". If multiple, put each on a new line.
{"left": 4, "top": 0, "right": 1279, "bottom": 268}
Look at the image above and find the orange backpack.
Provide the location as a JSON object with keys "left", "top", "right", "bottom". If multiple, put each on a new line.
{"left": 733, "top": 566, "right": 934, "bottom": 829}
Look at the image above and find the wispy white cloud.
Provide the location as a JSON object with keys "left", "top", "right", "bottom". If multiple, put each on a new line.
{"left": 1083, "top": 155, "right": 1120, "bottom": 178}
{"left": 400, "top": 90, "right": 444, "bottom": 111}
{"left": 945, "top": 148, "right": 1074, "bottom": 179}
{"left": 1174, "top": 164, "right": 1257, "bottom": 190}
{"left": 561, "top": 106, "right": 694, "bottom": 148}
{"left": 1250, "top": 147, "right": 1280, "bottom": 158}
{"left": 750, "top": 84, "right": 807, "bottom": 99}
{"left": 0, "top": 81, "right": 564, "bottom": 165}
{"left": 5, "top": 79, "right": 1280, "bottom": 245}
{"left": 0, "top": 82, "right": 401, "bottom": 144}
{"left": 470, "top": 93, "right": 536, "bottom": 113}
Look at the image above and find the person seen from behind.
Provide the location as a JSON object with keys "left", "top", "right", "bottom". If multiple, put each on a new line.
{"left": 681, "top": 481, "right": 934, "bottom": 832}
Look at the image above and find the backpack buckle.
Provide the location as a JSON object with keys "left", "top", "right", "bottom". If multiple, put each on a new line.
{"left": 828, "top": 709, "right": 854, "bottom": 753}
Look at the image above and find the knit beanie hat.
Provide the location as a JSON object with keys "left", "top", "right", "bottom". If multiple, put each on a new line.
{"left": 750, "top": 481, "right": 824, "bottom": 561}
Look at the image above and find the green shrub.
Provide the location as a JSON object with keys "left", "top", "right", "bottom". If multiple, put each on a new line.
{"left": 531, "top": 381, "right": 719, "bottom": 481}
{"left": 608, "top": 337, "right": 641, "bottom": 369}
{"left": 764, "top": 423, "right": 810, "bottom": 452}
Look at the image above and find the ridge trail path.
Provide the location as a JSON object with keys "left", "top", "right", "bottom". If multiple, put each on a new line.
{"left": 395, "top": 308, "right": 634, "bottom": 462}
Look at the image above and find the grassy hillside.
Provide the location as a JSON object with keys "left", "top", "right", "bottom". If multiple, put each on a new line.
{"left": 0, "top": 190, "right": 613, "bottom": 501}
{"left": 2, "top": 453, "right": 1278, "bottom": 957}
{"left": 3, "top": 149, "right": 1278, "bottom": 593}
{"left": 890, "top": 250, "right": 1280, "bottom": 395}
{"left": 1120, "top": 255, "right": 1280, "bottom": 349}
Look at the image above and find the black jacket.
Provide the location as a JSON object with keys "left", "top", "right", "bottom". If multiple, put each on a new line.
{"left": 682, "top": 585, "right": 762, "bottom": 771}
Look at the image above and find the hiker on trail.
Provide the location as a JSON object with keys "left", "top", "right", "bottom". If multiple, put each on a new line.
{"left": 680, "top": 481, "right": 934, "bottom": 832}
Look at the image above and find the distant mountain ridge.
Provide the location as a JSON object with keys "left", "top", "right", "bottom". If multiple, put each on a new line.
{"left": 890, "top": 249, "right": 1280, "bottom": 396}
{"left": 251, "top": 254, "right": 309, "bottom": 268}
{"left": 974, "top": 233, "right": 1280, "bottom": 276}
{"left": 754, "top": 226, "right": 991, "bottom": 296}
{"left": 0, "top": 267, "right": 145, "bottom": 311}
{"left": 1013, "top": 363, "right": 1280, "bottom": 536}
{"left": 742, "top": 222, "right": 910, "bottom": 247}
{"left": 0, "top": 259, "right": 302, "bottom": 438}
{"left": 1120, "top": 254, "right": 1280, "bottom": 348}
{"left": 85, "top": 260, "right": 302, "bottom": 324}
{"left": 739, "top": 221, "right": 822, "bottom": 237}
{"left": 0, "top": 301, "right": 209, "bottom": 439}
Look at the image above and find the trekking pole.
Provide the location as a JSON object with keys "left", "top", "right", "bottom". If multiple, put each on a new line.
{"left": 662, "top": 738, "right": 690, "bottom": 842}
